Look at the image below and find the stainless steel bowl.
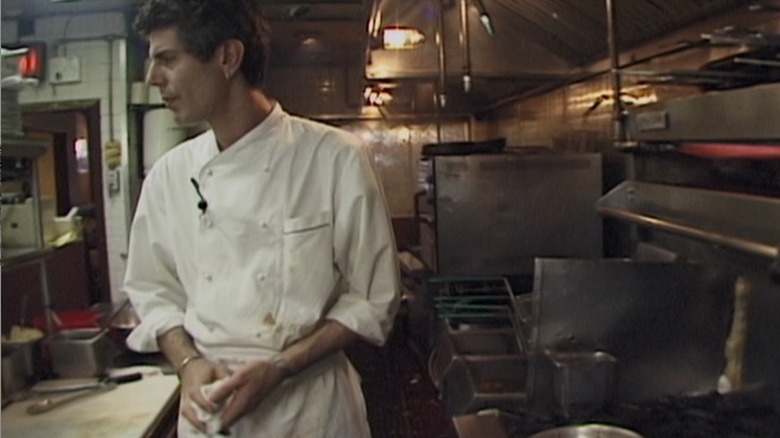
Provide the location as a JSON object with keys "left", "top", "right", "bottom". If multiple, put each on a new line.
{"left": 529, "top": 424, "right": 644, "bottom": 438}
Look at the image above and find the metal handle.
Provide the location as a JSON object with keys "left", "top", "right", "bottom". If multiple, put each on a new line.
{"left": 597, "top": 206, "right": 779, "bottom": 259}
{"left": 26, "top": 383, "right": 116, "bottom": 415}
{"left": 32, "top": 372, "right": 142, "bottom": 394}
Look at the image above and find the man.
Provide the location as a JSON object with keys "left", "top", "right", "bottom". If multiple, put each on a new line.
{"left": 123, "top": 1, "right": 400, "bottom": 436}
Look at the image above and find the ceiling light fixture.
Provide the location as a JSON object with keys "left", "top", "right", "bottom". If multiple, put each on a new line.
{"left": 382, "top": 26, "right": 425, "bottom": 50}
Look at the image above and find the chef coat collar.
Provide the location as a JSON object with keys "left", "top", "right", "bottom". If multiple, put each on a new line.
{"left": 216, "top": 102, "right": 285, "bottom": 157}
{"left": 193, "top": 102, "right": 286, "bottom": 179}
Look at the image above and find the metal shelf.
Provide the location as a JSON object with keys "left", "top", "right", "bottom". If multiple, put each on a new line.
{"left": 2, "top": 137, "right": 47, "bottom": 159}
{"left": 625, "top": 82, "right": 780, "bottom": 142}
{"left": 1, "top": 134, "right": 56, "bottom": 333}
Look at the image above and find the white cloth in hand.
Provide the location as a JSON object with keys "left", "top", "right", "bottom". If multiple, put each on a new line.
{"left": 189, "top": 377, "right": 232, "bottom": 437}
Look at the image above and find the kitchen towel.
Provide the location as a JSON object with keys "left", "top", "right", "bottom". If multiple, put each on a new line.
{"left": 187, "top": 378, "right": 231, "bottom": 437}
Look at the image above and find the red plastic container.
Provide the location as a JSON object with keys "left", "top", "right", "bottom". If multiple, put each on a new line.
{"left": 33, "top": 310, "right": 101, "bottom": 333}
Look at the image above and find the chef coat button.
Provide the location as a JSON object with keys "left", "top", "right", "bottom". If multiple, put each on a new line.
{"left": 261, "top": 221, "right": 268, "bottom": 228}
{"left": 258, "top": 274, "right": 266, "bottom": 281}
{"left": 255, "top": 332, "right": 262, "bottom": 338}
{"left": 206, "top": 170, "right": 213, "bottom": 177}
{"left": 205, "top": 274, "right": 213, "bottom": 282}
{"left": 263, "top": 166, "right": 270, "bottom": 173}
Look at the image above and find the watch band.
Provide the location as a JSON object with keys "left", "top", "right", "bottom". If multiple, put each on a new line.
{"left": 270, "top": 354, "right": 292, "bottom": 379}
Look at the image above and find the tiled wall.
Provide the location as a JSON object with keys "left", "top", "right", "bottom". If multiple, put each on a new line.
{"left": 3, "top": 12, "right": 132, "bottom": 302}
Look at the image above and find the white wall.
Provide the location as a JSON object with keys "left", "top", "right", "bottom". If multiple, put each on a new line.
{"left": 3, "top": 12, "right": 132, "bottom": 303}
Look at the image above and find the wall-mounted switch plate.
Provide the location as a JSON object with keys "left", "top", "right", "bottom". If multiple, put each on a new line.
{"left": 49, "top": 56, "right": 81, "bottom": 84}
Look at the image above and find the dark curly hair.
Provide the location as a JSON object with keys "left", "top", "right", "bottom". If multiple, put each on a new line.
{"left": 134, "top": 0, "right": 272, "bottom": 88}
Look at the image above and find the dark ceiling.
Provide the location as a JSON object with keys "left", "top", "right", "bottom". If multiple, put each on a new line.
{"left": 1, "top": 0, "right": 371, "bottom": 65}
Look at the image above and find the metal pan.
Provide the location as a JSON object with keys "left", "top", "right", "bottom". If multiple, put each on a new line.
{"left": 529, "top": 424, "right": 643, "bottom": 438}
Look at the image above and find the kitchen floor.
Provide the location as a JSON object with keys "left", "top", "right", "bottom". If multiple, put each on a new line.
{"left": 346, "top": 320, "right": 457, "bottom": 438}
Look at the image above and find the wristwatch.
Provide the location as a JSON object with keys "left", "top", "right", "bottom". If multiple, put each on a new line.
{"left": 270, "top": 354, "right": 292, "bottom": 379}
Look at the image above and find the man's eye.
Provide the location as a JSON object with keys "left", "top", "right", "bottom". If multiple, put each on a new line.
{"left": 153, "top": 53, "right": 176, "bottom": 64}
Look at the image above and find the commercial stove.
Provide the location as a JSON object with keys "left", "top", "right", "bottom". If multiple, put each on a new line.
{"left": 434, "top": 251, "right": 780, "bottom": 437}
{"left": 474, "top": 389, "right": 780, "bottom": 438}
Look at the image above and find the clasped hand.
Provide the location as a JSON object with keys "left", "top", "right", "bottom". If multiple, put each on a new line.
{"left": 180, "top": 357, "right": 286, "bottom": 434}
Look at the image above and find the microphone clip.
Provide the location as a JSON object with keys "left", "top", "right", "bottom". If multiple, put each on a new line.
{"left": 189, "top": 178, "right": 209, "bottom": 215}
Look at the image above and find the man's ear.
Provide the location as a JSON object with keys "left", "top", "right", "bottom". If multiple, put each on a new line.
{"left": 220, "top": 39, "right": 245, "bottom": 79}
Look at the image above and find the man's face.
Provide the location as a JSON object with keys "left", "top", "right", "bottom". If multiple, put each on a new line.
{"left": 145, "top": 27, "right": 225, "bottom": 125}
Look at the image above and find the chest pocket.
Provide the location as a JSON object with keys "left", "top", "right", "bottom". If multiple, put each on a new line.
{"left": 281, "top": 211, "right": 336, "bottom": 333}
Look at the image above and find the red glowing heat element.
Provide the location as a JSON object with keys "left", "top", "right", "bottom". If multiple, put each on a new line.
{"left": 679, "top": 143, "right": 780, "bottom": 160}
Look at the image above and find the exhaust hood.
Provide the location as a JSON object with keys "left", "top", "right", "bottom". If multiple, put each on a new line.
{"left": 365, "top": 0, "right": 760, "bottom": 116}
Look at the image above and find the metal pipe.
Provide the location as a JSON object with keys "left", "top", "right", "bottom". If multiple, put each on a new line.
{"left": 734, "top": 57, "right": 780, "bottom": 68}
{"left": 30, "top": 157, "right": 43, "bottom": 249}
{"left": 605, "top": 0, "right": 635, "bottom": 204}
{"left": 459, "top": 0, "right": 472, "bottom": 93}
{"left": 40, "top": 261, "right": 55, "bottom": 336}
{"left": 436, "top": 0, "right": 448, "bottom": 142}
{"left": 30, "top": 156, "right": 55, "bottom": 335}
{"left": 605, "top": 0, "right": 625, "bottom": 145}
{"left": 620, "top": 69, "right": 766, "bottom": 79}
{"left": 596, "top": 206, "right": 780, "bottom": 259}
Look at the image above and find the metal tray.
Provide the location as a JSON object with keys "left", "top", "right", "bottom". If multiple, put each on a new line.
{"left": 429, "top": 322, "right": 523, "bottom": 388}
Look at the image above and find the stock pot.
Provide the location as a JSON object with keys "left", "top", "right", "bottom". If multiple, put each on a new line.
{"left": 529, "top": 424, "right": 643, "bottom": 438}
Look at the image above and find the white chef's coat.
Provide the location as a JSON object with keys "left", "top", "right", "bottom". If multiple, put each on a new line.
{"left": 123, "top": 104, "right": 400, "bottom": 437}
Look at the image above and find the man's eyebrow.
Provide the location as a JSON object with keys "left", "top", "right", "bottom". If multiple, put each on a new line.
{"left": 151, "top": 48, "right": 179, "bottom": 59}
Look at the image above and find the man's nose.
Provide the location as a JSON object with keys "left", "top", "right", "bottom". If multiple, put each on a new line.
{"left": 145, "top": 63, "right": 162, "bottom": 86}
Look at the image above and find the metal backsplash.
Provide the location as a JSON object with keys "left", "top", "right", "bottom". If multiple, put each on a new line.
{"left": 531, "top": 258, "right": 737, "bottom": 407}
{"left": 426, "top": 152, "right": 603, "bottom": 276}
{"left": 625, "top": 82, "right": 780, "bottom": 142}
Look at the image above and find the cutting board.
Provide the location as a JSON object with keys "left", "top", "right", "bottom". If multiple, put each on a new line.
{"left": 1, "top": 374, "right": 179, "bottom": 438}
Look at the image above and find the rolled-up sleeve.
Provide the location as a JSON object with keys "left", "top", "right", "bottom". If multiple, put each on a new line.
{"left": 327, "top": 144, "right": 401, "bottom": 346}
{"left": 123, "top": 170, "right": 187, "bottom": 352}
